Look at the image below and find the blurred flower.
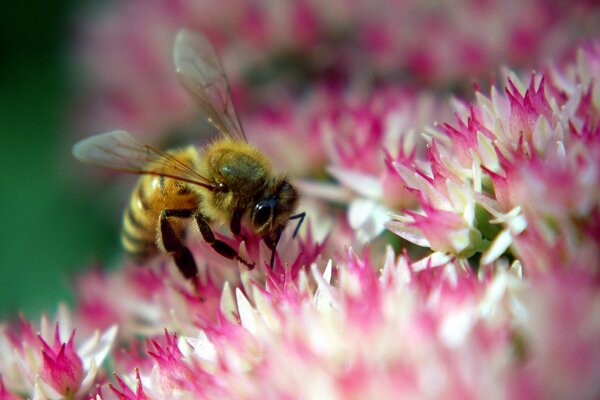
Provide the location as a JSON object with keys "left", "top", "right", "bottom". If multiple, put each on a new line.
{"left": 0, "top": 377, "right": 20, "bottom": 400}
{"left": 0, "top": 306, "right": 117, "bottom": 399}
{"left": 244, "top": 86, "right": 441, "bottom": 247}
{"left": 505, "top": 215, "right": 600, "bottom": 399}
{"left": 70, "top": 0, "right": 600, "bottom": 139}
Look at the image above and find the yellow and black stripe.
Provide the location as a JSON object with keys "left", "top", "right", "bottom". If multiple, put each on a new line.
{"left": 121, "top": 179, "right": 156, "bottom": 260}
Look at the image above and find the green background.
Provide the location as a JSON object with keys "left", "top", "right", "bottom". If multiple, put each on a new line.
{"left": 0, "top": 0, "right": 118, "bottom": 318}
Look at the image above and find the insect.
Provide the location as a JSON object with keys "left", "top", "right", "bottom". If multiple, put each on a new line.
{"left": 72, "top": 29, "right": 304, "bottom": 286}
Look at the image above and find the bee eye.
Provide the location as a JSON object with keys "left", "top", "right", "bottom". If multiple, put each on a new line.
{"left": 253, "top": 199, "right": 275, "bottom": 231}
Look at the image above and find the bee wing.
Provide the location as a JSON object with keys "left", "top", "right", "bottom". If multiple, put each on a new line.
{"left": 72, "top": 130, "right": 214, "bottom": 190}
{"left": 174, "top": 29, "right": 247, "bottom": 142}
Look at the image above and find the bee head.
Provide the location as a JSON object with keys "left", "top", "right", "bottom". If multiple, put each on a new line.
{"left": 252, "top": 178, "right": 298, "bottom": 238}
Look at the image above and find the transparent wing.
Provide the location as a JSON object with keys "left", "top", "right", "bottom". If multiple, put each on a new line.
{"left": 72, "top": 130, "right": 214, "bottom": 190}
{"left": 174, "top": 28, "right": 247, "bottom": 142}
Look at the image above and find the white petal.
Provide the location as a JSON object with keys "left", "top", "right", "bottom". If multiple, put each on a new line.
{"left": 479, "top": 273, "right": 507, "bottom": 318}
{"left": 252, "top": 286, "right": 280, "bottom": 332}
{"left": 39, "top": 315, "right": 51, "bottom": 342}
{"left": 449, "top": 228, "right": 471, "bottom": 253}
{"left": 322, "top": 259, "right": 333, "bottom": 284}
{"left": 412, "top": 252, "right": 452, "bottom": 271}
{"left": 56, "top": 303, "right": 73, "bottom": 337}
{"left": 33, "top": 375, "right": 61, "bottom": 400}
{"left": 236, "top": 289, "right": 257, "bottom": 336}
{"left": 439, "top": 307, "right": 475, "bottom": 347}
{"left": 507, "top": 213, "right": 527, "bottom": 234}
{"left": 380, "top": 245, "right": 396, "bottom": 283}
{"left": 477, "top": 131, "right": 499, "bottom": 171}
{"left": 386, "top": 220, "right": 431, "bottom": 247}
{"left": 348, "top": 197, "right": 374, "bottom": 228}
{"left": 327, "top": 166, "right": 382, "bottom": 198}
{"left": 77, "top": 356, "right": 98, "bottom": 396}
{"left": 78, "top": 325, "right": 118, "bottom": 370}
{"left": 396, "top": 255, "right": 413, "bottom": 285}
{"left": 297, "top": 269, "right": 310, "bottom": 295}
{"left": 481, "top": 229, "right": 513, "bottom": 264}
{"left": 446, "top": 180, "right": 474, "bottom": 225}
{"left": 532, "top": 116, "right": 552, "bottom": 154}
{"left": 295, "top": 179, "right": 354, "bottom": 202}
{"left": 510, "top": 260, "right": 523, "bottom": 279}
{"left": 312, "top": 261, "right": 337, "bottom": 310}
{"left": 32, "top": 380, "right": 49, "bottom": 400}
{"left": 349, "top": 198, "right": 390, "bottom": 244}
{"left": 186, "top": 330, "right": 217, "bottom": 363}
{"left": 475, "top": 91, "right": 494, "bottom": 117}
{"left": 220, "top": 282, "right": 238, "bottom": 324}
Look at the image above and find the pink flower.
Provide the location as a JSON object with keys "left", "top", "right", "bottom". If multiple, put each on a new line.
{"left": 505, "top": 230, "right": 600, "bottom": 399}
{"left": 387, "top": 37, "right": 600, "bottom": 270}
{"left": 0, "top": 377, "right": 19, "bottom": 400}
{"left": 104, "top": 249, "right": 527, "bottom": 399}
{"left": 70, "top": 0, "right": 600, "bottom": 140}
{"left": 245, "top": 87, "right": 439, "bottom": 247}
{"left": 6, "top": 7, "right": 599, "bottom": 398}
{"left": 110, "top": 369, "right": 149, "bottom": 400}
{"left": 73, "top": 224, "right": 329, "bottom": 344}
{"left": 0, "top": 307, "right": 117, "bottom": 399}
{"left": 38, "top": 329, "right": 84, "bottom": 396}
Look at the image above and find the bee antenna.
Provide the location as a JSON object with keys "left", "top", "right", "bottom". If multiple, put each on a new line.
{"left": 268, "top": 228, "right": 282, "bottom": 271}
{"left": 289, "top": 211, "right": 306, "bottom": 239}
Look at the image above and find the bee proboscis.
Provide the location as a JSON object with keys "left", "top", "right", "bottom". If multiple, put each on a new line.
{"left": 73, "top": 29, "right": 304, "bottom": 285}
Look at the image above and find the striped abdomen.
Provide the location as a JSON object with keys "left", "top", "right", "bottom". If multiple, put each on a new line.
{"left": 121, "top": 167, "right": 201, "bottom": 262}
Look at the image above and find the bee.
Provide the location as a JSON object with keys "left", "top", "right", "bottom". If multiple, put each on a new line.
{"left": 72, "top": 29, "right": 304, "bottom": 285}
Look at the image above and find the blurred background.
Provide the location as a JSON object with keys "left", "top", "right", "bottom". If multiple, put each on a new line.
{"left": 0, "top": 0, "right": 117, "bottom": 317}
{"left": 1, "top": 0, "right": 599, "bottom": 318}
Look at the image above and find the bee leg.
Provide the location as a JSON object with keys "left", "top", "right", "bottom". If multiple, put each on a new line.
{"left": 289, "top": 211, "right": 306, "bottom": 238}
{"left": 195, "top": 213, "right": 255, "bottom": 269}
{"left": 159, "top": 209, "right": 200, "bottom": 287}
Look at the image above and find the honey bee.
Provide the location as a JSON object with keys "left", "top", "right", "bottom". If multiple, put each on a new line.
{"left": 73, "top": 29, "right": 304, "bottom": 284}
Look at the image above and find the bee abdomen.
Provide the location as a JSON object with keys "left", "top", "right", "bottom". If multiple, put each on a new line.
{"left": 121, "top": 184, "right": 157, "bottom": 261}
{"left": 120, "top": 229, "right": 156, "bottom": 261}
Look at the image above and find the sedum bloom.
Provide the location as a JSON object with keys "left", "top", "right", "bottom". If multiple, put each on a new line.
{"left": 387, "top": 37, "right": 600, "bottom": 271}
{"left": 3, "top": 7, "right": 600, "bottom": 399}
{"left": 103, "top": 250, "right": 518, "bottom": 399}
{"left": 0, "top": 306, "right": 117, "bottom": 399}
{"left": 71, "top": 0, "right": 600, "bottom": 139}
{"left": 244, "top": 86, "right": 441, "bottom": 246}
{"left": 91, "top": 248, "right": 600, "bottom": 399}
{"left": 73, "top": 226, "right": 328, "bottom": 342}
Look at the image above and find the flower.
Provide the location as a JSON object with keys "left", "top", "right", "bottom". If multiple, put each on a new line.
{"left": 98, "top": 245, "right": 600, "bottom": 400}
{"left": 70, "top": 0, "right": 600, "bottom": 140}
{"left": 5, "top": 5, "right": 600, "bottom": 399}
{"left": 244, "top": 86, "right": 440, "bottom": 247}
{"left": 73, "top": 225, "right": 329, "bottom": 342}
{"left": 106, "top": 249, "right": 516, "bottom": 399}
{"left": 0, "top": 306, "right": 117, "bottom": 399}
{"left": 386, "top": 37, "right": 600, "bottom": 272}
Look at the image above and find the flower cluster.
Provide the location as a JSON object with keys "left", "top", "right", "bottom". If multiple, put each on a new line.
{"left": 0, "top": 307, "right": 116, "bottom": 399}
{"left": 105, "top": 250, "right": 526, "bottom": 399}
{"left": 71, "top": 0, "right": 600, "bottom": 139}
{"left": 243, "top": 86, "right": 442, "bottom": 247}
{"left": 2, "top": 2, "right": 600, "bottom": 399}
{"left": 387, "top": 41, "right": 600, "bottom": 272}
